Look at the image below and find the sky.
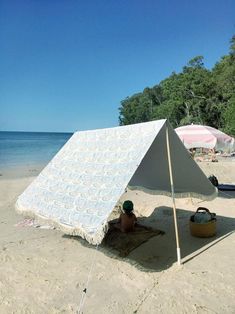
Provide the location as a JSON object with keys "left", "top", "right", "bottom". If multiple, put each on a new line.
{"left": 1, "top": 0, "right": 235, "bottom": 133}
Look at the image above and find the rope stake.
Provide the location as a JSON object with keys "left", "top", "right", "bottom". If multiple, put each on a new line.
{"left": 77, "top": 244, "right": 99, "bottom": 314}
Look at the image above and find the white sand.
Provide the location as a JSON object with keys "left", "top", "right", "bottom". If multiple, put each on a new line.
{"left": 0, "top": 161, "right": 235, "bottom": 313}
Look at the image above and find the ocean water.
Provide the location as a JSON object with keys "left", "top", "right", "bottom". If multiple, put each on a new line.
{"left": 0, "top": 131, "right": 73, "bottom": 171}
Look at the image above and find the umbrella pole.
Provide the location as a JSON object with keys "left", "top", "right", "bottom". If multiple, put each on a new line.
{"left": 166, "top": 124, "right": 181, "bottom": 265}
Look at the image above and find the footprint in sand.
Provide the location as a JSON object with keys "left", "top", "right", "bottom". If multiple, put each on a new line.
{"left": 0, "top": 253, "right": 12, "bottom": 262}
{"left": 97, "top": 272, "right": 105, "bottom": 280}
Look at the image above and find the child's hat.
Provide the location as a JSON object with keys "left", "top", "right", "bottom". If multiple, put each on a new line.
{"left": 123, "top": 200, "right": 133, "bottom": 211}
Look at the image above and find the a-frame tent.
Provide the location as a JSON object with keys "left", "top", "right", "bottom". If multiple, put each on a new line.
{"left": 16, "top": 119, "right": 217, "bottom": 264}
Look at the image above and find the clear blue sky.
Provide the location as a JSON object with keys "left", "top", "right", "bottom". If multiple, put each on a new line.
{"left": 1, "top": 0, "right": 234, "bottom": 132}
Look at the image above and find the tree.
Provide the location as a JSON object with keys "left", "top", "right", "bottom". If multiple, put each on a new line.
{"left": 223, "top": 96, "right": 235, "bottom": 136}
{"left": 187, "top": 55, "right": 204, "bottom": 68}
{"left": 118, "top": 34, "right": 235, "bottom": 134}
{"left": 230, "top": 35, "right": 235, "bottom": 58}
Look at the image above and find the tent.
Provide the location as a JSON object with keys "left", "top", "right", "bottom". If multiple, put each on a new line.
{"left": 16, "top": 119, "right": 217, "bottom": 265}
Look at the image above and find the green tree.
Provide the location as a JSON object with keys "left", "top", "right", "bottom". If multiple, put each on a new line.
{"left": 187, "top": 55, "right": 204, "bottom": 68}
{"left": 118, "top": 34, "right": 235, "bottom": 134}
{"left": 223, "top": 96, "right": 235, "bottom": 136}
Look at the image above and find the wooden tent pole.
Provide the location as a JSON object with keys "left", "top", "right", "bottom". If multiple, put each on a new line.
{"left": 166, "top": 124, "right": 181, "bottom": 265}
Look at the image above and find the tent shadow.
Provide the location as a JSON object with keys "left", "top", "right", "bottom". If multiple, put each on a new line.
{"left": 63, "top": 206, "right": 235, "bottom": 272}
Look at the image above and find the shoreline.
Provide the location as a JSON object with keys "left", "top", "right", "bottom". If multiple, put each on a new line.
{"left": 0, "top": 158, "right": 234, "bottom": 181}
{"left": 0, "top": 163, "right": 45, "bottom": 180}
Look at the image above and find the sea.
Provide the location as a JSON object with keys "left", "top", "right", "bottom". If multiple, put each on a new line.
{"left": 0, "top": 131, "right": 73, "bottom": 176}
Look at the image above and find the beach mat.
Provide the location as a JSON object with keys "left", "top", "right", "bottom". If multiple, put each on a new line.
{"left": 14, "top": 218, "right": 55, "bottom": 229}
{"left": 218, "top": 184, "right": 235, "bottom": 191}
{"left": 103, "top": 225, "right": 164, "bottom": 257}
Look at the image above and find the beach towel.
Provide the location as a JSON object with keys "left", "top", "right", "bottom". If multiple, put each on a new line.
{"left": 218, "top": 184, "right": 235, "bottom": 191}
{"left": 14, "top": 218, "right": 55, "bottom": 229}
{"left": 103, "top": 225, "right": 164, "bottom": 257}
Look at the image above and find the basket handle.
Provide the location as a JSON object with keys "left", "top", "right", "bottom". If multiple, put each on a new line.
{"left": 196, "top": 207, "right": 211, "bottom": 213}
{"left": 196, "top": 207, "right": 213, "bottom": 219}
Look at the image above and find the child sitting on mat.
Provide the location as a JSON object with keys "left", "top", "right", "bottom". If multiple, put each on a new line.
{"left": 110, "top": 200, "right": 137, "bottom": 232}
{"left": 118, "top": 200, "right": 137, "bottom": 232}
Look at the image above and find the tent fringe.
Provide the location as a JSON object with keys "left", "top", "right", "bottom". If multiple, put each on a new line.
{"left": 15, "top": 201, "right": 107, "bottom": 245}
{"left": 128, "top": 185, "right": 218, "bottom": 201}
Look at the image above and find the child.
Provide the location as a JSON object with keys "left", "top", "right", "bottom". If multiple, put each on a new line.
{"left": 117, "top": 200, "right": 137, "bottom": 232}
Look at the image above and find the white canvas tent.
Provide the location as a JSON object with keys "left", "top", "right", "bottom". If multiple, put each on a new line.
{"left": 16, "top": 119, "right": 217, "bottom": 264}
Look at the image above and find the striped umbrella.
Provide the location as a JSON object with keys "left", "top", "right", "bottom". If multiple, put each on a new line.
{"left": 175, "top": 124, "right": 235, "bottom": 152}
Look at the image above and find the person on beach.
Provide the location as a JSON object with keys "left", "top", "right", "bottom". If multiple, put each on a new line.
{"left": 110, "top": 200, "right": 137, "bottom": 232}
{"left": 118, "top": 200, "right": 137, "bottom": 232}
{"left": 189, "top": 148, "right": 196, "bottom": 159}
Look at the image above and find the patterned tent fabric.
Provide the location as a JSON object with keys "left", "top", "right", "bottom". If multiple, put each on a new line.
{"left": 16, "top": 120, "right": 217, "bottom": 245}
{"left": 175, "top": 124, "right": 235, "bottom": 152}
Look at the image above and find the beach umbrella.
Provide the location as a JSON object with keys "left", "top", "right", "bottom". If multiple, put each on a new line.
{"left": 175, "top": 124, "right": 235, "bottom": 152}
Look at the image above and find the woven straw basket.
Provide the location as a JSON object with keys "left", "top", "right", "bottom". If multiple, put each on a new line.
{"left": 190, "top": 207, "right": 216, "bottom": 238}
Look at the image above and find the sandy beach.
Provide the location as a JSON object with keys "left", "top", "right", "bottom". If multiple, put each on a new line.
{"left": 0, "top": 160, "right": 235, "bottom": 313}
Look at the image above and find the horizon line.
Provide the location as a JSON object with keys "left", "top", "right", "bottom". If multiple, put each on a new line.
{"left": 0, "top": 130, "right": 74, "bottom": 134}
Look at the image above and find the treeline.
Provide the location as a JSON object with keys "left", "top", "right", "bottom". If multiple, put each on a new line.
{"left": 119, "top": 35, "right": 235, "bottom": 136}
